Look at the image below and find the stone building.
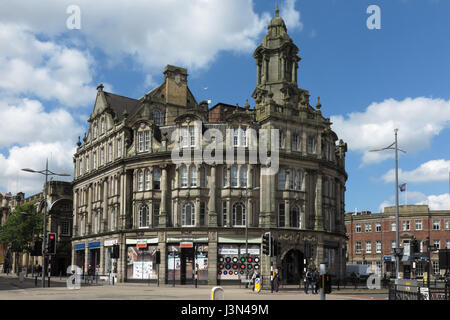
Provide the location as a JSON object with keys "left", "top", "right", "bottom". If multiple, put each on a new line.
{"left": 345, "top": 205, "right": 450, "bottom": 279}
{"left": 0, "top": 182, "right": 73, "bottom": 275}
{"left": 71, "top": 8, "right": 348, "bottom": 286}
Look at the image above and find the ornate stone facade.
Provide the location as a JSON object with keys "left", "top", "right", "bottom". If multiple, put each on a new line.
{"left": 71, "top": 9, "right": 348, "bottom": 286}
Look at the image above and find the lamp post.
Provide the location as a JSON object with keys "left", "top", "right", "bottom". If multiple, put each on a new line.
{"left": 22, "top": 159, "right": 71, "bottom": 288}
{"left": 370, "top": 129, "right": 406, "bottom": 280}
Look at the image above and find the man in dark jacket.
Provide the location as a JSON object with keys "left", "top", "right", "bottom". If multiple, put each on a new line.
{"left": 313, "top": 269, "right": 320, "bottom": 294}
{"left": 304, "top": 269, "right": 314, "bottom": 294}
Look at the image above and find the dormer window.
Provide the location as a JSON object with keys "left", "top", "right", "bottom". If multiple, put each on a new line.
{"left": 181, "top": 126, "right": 195, "bottom": 147}
{"left": 233, "top": 126, "right": 247, "bottom": 147}
{"left": 137, "top": 130, "right": 151, "bottom": 152}
{"left": 152, "top": 110, "right": 162, "bottom": 126}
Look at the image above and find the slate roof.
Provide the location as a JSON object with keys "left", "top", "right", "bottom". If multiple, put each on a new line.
{"left": 103, "top": 91, "right": 141, "bottom": 121}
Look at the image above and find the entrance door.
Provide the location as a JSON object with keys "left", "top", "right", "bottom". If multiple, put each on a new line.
{"left": 281, "top": 249, "right": 304, "bottom": 285}
{"left": 180, "top": 248, "right": 194, "bottom": 285}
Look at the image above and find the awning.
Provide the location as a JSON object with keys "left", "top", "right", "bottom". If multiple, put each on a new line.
{"left": 126, "top": 238, "right": 158, "bottom": 245}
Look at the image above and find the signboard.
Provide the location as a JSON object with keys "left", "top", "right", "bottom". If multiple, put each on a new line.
{"left": 88, "top": 241, "right": 101, "bottom": 249}
{"left": 180, "top": 241, "right": 193, "bottom": 248}
{"left": 74, "top": 243, "right": 85, "bottom": 251}
{"left": 383, "top": 256, "right": 392, "bottom": 261}
{"left": 420, "top": 287, "right": 429, "bottom": 300}
{"left": 104, "top": 239, "right": 118, "bottom": 247}
{"left": 239, "top": 248, "right": 260, "bottom": 255}
{"left": 219, "top": 248, "right": 239, "bottom": 255}
{"left": 132, "top": 261, "right": 153, "bottom": 279}
{"left": 136, "top": 239, "right": 147, "bottom": 249}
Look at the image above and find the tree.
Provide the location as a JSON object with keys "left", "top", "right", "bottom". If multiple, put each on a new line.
{"left": 0, "top": 203, "right": 43, "bottom": 271}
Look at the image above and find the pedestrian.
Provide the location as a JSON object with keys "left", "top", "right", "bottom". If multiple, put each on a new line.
{"left": 273, "top": 269, "right": 280, "bottom": 292}
{"left": 313, "top": 268, "right": 320, "bottom": 294}
{"left": 304, "top": 268, "right": 314, "bottom": 294}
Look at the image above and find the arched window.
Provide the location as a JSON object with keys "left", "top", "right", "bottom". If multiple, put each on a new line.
{"left": 182, "top": 202, "right": 195, "bottom": 226}
{"left": 137, "top": 171, "right": 143, "bottom": 191}
{"left": 180, "top": 165, "right": 187, "bottom": 188}
{"left": 278, "top": 169, "right": 286, "bottom": 190}
{"left": 190, "top": 165, "right": 197, "bottom": 187}
{"left": 232, "top": 202, "right": 246, "bottom": 226}
{"left": 139, "top": 205, "right": 149, "bottom": 228}
{"left": 290, "top": 206, "right": 300, "bottom": 228}
{"left": 240, "top": 166, "right": 247, "bottom": 188}
{"left": 231, "top": 166, "right": 238, "bottom": 187}
{"left": 145, "top": 169, "right": 150, "bottom": 190}
{"left": 153, "top": 168, "right": 161, "bottom": 190}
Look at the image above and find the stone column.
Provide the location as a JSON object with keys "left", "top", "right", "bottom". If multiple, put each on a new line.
{"left": 285, "top": 200, "right": 290, "bottom": 228}
{"left": 259, "top": 165, "right": 276, "bottom": 228}
{"left": 302, "top": 131, "right": 307, "bottom": 155}
{"left": 157, "top": 232, "right": 166, "bottom": 284}
{"left": 87, "top": 185, "right": 93, "bottom": 234}
{"left": 226, "top": 200, "right": 232, "bottom": 228}
{"left": 286, "top": 128, "right": 292, "bottom": 152}
{"left": 173, "top": 199, "right": 179, "bottom": 227}
{"left": 195, "top": 199, "right": 200, "bottom": 227}
{"left": 100, "top": 242, "right": 105, "bottom": 274}
{"left": 248, "top": 198, "right": 253, "bottom": 227}
{"left": 159, "top": 165, "right": 168, "bottom": 227}
{"left": 73, "top": 189, "right": 78, "bottom": 236}
{"left": 103, "top": 178, "right": 108, "bottom": 233}
{"left": 207, "top": 231, "right": 218, "bottom": 285}
{"left": 118, "top": 234, "right": 127, "bottom": 282}
{"left": 314, "top": 174, "right": 323, "bottom": 231}
{"left": 208, "top": 165, "right": 218, "bottom": 227}
{"left": 285, "top": 169, "right": 291, "bottom": 190}
{"left": 84, "top": 246, "right": 89, "bottom": 275}
{"left": 317, "top": 132, "right": 322, "bottom": 159}
{"left": 71, "top": 247, "right": 75, "bottom": 266}
{"left": 256, "top": 61, "right": 261, "bottom": 86}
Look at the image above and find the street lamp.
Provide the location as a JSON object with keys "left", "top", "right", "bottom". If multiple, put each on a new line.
{"left": 244, "top": 184, "right": 260, "bottom": 288}
{"left": 22, "top": 159, "right": 70, "bottom": 288}
{"left": 370, "top": 128, "right": 406, "bottom": 280}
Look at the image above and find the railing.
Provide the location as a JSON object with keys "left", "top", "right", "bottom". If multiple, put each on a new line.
{"left": 388, "top": 281, "right": 449, "bottom": 300}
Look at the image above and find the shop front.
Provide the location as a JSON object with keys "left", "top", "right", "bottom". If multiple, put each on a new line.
{"left": 74, "top": 243, "right": 85, "bottom": 272}
{"left": 88, "top": 241, "right": 100, "bottom": 276}
{"left": 167, "top": 240, "right": 209, "bottom": 285}
{"left": 104, "top": 239, "right": 118, "bottom": 278}
{"left": 126, "top": 238, "right": 159, "bottom": 282}
{"left": 217, "top": 243, "right": 261, "bottom": 284}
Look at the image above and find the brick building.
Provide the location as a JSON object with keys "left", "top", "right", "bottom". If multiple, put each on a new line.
{"left": 345, "top": 205, "right": 450, "bottom": 279}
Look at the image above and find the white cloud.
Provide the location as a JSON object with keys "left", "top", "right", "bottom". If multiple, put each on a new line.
{"left": 378, "top": 191, "right": 450, "bottom": 212}
{"left": 382, "top": 159, "right": 450, "bottom": 183}
{"left": 331, "top": 97, "right": 450, "bottom": 165}
{"left": 0, "top": 0, "right": 302, "bottom": 72}
{"left": 0, "top": 142, "right": 75, "bottom": 194}
{"left": 0, "top": 23, "right": 95, "bottom": 107}
{"left": 417, "top": 193, "right": 450, "bottom": 210}
{"left": 280, "top": 0, "right": 303, "bottom": 31}
{"left": 0, "top": 98, "right": 82, "bottom": 147}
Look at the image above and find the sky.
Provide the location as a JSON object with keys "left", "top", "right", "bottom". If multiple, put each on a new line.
{"left": 0, "top": 0, "right": 450, "bottom": 213}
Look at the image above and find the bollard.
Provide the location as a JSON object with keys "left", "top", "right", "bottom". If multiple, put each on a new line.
{"left": 210, "top": 286, "right": 224, "bottom": 300}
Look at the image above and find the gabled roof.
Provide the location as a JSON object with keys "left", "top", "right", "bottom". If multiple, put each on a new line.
{"left": 103, "top": 92, "right": 141, "bottom": 122}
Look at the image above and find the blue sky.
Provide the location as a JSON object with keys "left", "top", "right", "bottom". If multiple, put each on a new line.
{"left": 1, "top": 0, "right": 450, "bottom": 213}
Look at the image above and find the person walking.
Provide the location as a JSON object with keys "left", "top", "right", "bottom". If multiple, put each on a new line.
{"left": 273, "top": 269, "right": 280, "bottom": 292}
{"left": 313, "top": 268, "right": 320, "bottom": 294}
{"left": 304, "top": 269, "right": 314, "bottom": 294}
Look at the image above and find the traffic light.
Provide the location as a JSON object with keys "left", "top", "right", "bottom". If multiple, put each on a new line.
{"left": 324, "top": 274, "right": 332, "bottom": 294}
{"left": 112, "top": 244, "right": 120, "bottom": 259}
{"left": 262, "top": 232, "right": 271, "bottom": 256}
{"left": 155, "top": 250, "right": 161, "bottom": 264}
{"left": 47, "top": 233, "right": 56, "bottom": 255}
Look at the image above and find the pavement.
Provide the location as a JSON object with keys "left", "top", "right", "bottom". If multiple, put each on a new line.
{"left": 0, "top": 273, "right": 388, "bottom": 300}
